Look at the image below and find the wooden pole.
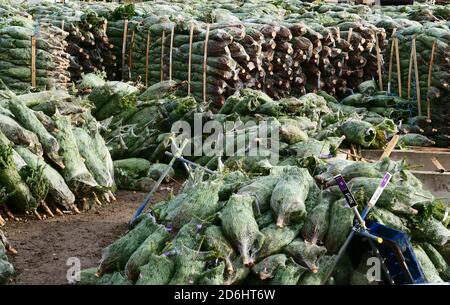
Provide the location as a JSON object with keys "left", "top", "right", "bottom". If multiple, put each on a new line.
{"left": 380, "top": 135, "right": 399, "bottom": 160}
{"left": 188, "top": 23, "right": 194, "bottom": 95}
{"left": 121, "top": 19, "right": 128, "bottom": 81}
{"left": 412, "top": 37, "right": 421, "bottom": 116}
{"left": 426, "top": 41, "right": 436, "bottom": 121}
{"left": 203, "top": 24, "right": 210, "bottom": 104}
{"left": 375, "top": 34, "right": 383, "bottom": 91}
{"left": 31, "top": 36, "right": 36, "bottom": 88}
{"left": 160, "top": 30, "right": 166, "bottom": 82}
{"left": 128, "top": 30, "right": 135, "bottom": 79}
{"left": 169, "top": 26, "right": 174, "bottom": 81}
{"left": 387, "top": 29, "right": 397, "bottom": 94}
{"left": 407, "top": 44, "right": 414, "bottom": 100}
{"left": 145, "top": 31, "right": 150, "bottom": 86}
{"left": 394, "top": 37, "right": 402, "bottom": 97}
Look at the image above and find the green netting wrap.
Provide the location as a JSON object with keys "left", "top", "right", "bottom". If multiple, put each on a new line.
{"left": 324, "top": 199, "right": 354, "bottom": 255}
{"left": 348, "top": 177, "right": 429, "bottom": 215}
{"left": 298, "top": 255, "right": 336, "bottom": 285}
{"left": 368, "top": 207, "right": 410, "bottom": 234}
{"left": 220, "top": 194, "right": 265, "bottom": 267}
{"left": 198, "top": 262, "right": 226, "bottom": 285}
{"left": 411, "top": 217, "right": 450, "bottom": 246}
{"left": 135, "top": 254, "right": 175, "bottom": 285}
{"left": 147, "top": 163, "right": 175, "bottom": 182}
{"left": 270, "top": 257, "right": 307, "bottom": 285}
{"left": 90, "top": 81, "right": 139, "bottom": 121}
{"left": 168, "top": 246, "right": 214, "bottom": 285}
{"left": 18, "top": 162, "right": 49, "bottom": 208}
{"left": 7, "top": 98, "right": 62, "bottom": 166}
{"left": 0, "top": 231, "right": 14, "bottom": 285}
{"left": 412, "top": 244, "right": 443, "bottom": 283}
{"left": 285, "top": 239, "right": 327, "bottom": 273}
{"left": 53, "top": 113, "right": 98, "bottom": 196}
{"left": 0, "top": 130, "right": 36, "bottom": 212}
{"left": 218, "top": 171, "right": 249, "bottom": 201}
{"left": 270, "top": 169, "right": 311, "bottom": 228}
{"left": 0, "top": 113, "right": 42, "bottom": 155}
{"left": 340, "top": 162, "right": 383, "bottom": 182}
{"left": 339, "top": 119, "right": 376, "bottom": 147}
{"left": 420, "top": 243, "right": 449, "bottom": 281}
{"left": 279, "top": 120, "right": 309, "bottom": 145}
{"left": 139, "top": 80, "right": 182, "bottom": 100}
{"left": 288, "top": 137, "right": 344, "bottom": 159}
{"left": 301, "top": 199, "right": 331, "bottom": 245}
{"left": 73, "top": 127, "right": 114, "bottom": 190}
{"left": 237, "top": 176, "right": 280, "bottom": 216}
{"left": 164, "top": 219, "right": 204, "bottom": 253}
{"left": 259, "top": 223, "right": 302, "bottom": 259}
{"left": 398, "top": 133, "right": 436, "bottom": 147}
{"left": 79, "top": 73, "right": 107, "bottom": 91}
{"left": 97, "top": 214, "right": 160, "bottom": 276}
{"left": 163, "top": 179, "right": 222, "bottom": 230}
{"left": 204, "top": 225, "right": 236, "bottom": 275}
{"left": 14, "top": 146, "right": 76, "bottom": 211}
{"left": 252, "top": 254, "right": 287, "bottom": 280}
{"left": 125, "top": 223, "right": 170, "bottom": 282}
{"left": 79, "top": 268, "right": 131, "bottom": 285}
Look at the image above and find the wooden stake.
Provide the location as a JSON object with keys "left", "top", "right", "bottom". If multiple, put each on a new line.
{"left": 431, "top": 157, "right": 446, "bottom": 173}
{"left": 394, "top": 37, "right": 402, "bottom": 97}
{"left": 145, "top": 31, "right": 150, "bottom": 86}
{"left": 160, "top": 30, "right": 166, "bottom": 82}
{"left": 128, "top": 30, "right": 135, "bottom": 79}
{"left": 427, "top": 41, "right": 436, "bottom": 121}
{"left": 169, "top": 26, "right": 174, "bottom": 81}
{"left": 188, "top": 23, "right": 194, "bottom": 95}
{"left": 412, "top": 37, "right": 421, "bottom": 116}
{"left": 121, "top": 19, "right": 128, "bottom": 81}
{"left": 407, "top": 44, "right": 414, "bottom": 99}
{"left": 203, "top": 24, "right": 210, "bottom": 104}
{"left": 379, "top": 135, "right": 399, "bottom": 160}
{"left": 375, "top": 34, "right": 383, "bottom": 91}
{"left": 31, "top": 36, "right": 36, "bottom": 88}
{"left": 387, "top": 29, "right": 397, "bottom": 94}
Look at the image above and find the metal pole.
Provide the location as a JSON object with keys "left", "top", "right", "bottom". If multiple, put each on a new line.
{"left": 130, "top": 140, "right": 188, "bottom": 224}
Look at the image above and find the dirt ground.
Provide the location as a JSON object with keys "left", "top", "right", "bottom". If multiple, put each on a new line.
{"left": 2, "top": 185, "right": 178, "bottom": 285}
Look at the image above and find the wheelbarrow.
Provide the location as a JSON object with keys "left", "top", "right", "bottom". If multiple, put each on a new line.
{"left": 323, "top": 173, "right": 426, "bottom": 285}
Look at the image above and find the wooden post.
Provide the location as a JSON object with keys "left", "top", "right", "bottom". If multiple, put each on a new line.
{"left": 121, "top": 19, "right": 128, "bottom": 81}
{"left": 431, "top": 157, "right": 446, "bottom": 173}
{"left": 387, "top": 29, "right": 397, "bottom": 94}
{"left": 426, "top": 41, "right": 436, "bottom": 121}
{"left": 145, "top": 31, "right": 150, "bottom": 86}
{"left": 128, "top": 30, "right": 135, "bottom": 79}
{"left": 394, "top": 37, "right": 402, "bottom": 97}
{"left": 412, "top": 37, "right": 421, "bottom": 116}
{"left": 188, "top": 23, "right": 194, "bottom": 95}
{"left": 160, "top": 30, "right": 166, "bottom": 82}
{"left": 407, "top": 44, "right": 414, "bottom": 99}
{"left": 375, "top": 34, "right": 383, "bottom": 91}
{"left": 379, "top": 135, "right": 399, "bottom": 160}
{"left": 169, "top": 26, "right": 174, "bottom": 81}
{"left": 203, "top": 24, "right": 210, "bottom": 104}
{"left": 31, "top": 36, "right": 36, "bottom": 88}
